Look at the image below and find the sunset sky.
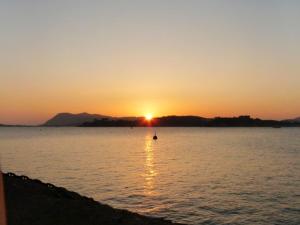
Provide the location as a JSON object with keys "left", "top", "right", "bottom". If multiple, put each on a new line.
{"left": 1, "top": 0, "right": 300, "bottom": 125}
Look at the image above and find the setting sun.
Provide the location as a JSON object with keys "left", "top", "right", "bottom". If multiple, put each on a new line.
{"left": 145, "top": 113, "right": 153, "bottom": 121}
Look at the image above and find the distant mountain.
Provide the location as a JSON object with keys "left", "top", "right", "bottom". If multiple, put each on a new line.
{"left": 80, "top": 115, "right": 210, "bottom": 127}
{"left": 152, "top": 115, "right": 209, "bottom": 126}
{"left": 283, "top": 117, "right": 300, "bottom": 123}
{"left": 43, "top": 113, "right": 300, "bottom": 127}
{"left": 82, "top": 115, "right": 300, "bottom": 127}
{"left": 43, "top": 113, "right": 111, "bottom": 126}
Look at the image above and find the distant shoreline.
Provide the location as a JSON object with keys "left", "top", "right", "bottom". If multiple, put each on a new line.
{"left": 2, "top": 116, "right": 300, "bottom": 128}
{"left": 2, "top": 113, "right": 300, "bottom": 127}
{"left": 1, "top": 125, "right": 300, "bottom": 128}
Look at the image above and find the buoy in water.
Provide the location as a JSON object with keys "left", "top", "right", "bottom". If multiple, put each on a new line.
{"left": 153, "top": 132, "right": 158, "bottom": 140}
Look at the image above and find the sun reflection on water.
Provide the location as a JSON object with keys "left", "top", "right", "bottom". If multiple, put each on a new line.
{"left": 143, "top": 134, "right": 157, "bottom": 196}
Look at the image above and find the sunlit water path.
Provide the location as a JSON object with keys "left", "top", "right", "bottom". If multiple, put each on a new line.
{"left": 0, "top": 127, "right": 299, "bottom": 225}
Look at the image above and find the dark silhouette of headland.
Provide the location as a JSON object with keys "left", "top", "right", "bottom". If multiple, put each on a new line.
{"left": 41, "top": 113, "right": 300, "bottom": 127}
{"left": 43, "top": 112, "right": 112, "bottom": 126}
{"left": 80, "top": 115, "right": 300, "bottom": 127}
{"left": 43, "top": 113, "right": 139, "bottom": 126}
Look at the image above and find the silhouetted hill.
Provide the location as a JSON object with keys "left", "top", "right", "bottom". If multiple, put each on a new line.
{"left": 81, "top": 115, "right": 300, "bottom": 127}
{"left": 150, "top": 116, "right": 209, "bottom": 126}
{"left": 43, "top": 113, "right": 111, "bottom": 126}
{"left": 282, "top": 117, "right": 300, "bottom": 123}
{"left": 43, "top": 113, "right": 300, "bottom": 127}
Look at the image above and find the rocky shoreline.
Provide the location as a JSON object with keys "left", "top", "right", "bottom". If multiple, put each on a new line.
{"left": 3, "top": 173, "right": 184, "bottom": 225}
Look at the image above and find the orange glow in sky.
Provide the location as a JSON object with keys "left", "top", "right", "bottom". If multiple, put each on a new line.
{"left": 0, "top": 1, "right": 300, "bottom": 125}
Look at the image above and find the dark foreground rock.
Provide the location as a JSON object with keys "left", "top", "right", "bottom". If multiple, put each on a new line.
{"left": 3, "top": 173, "right": 184, "bottom": 225}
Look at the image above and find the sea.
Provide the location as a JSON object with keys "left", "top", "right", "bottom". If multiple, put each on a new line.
{"left": 0, "top": 127, "right": 299, "bottom": 225}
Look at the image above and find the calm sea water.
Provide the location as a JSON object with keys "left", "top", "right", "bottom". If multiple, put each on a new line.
{"left": 0, "top": 127, "right": 299, "bottom": 225}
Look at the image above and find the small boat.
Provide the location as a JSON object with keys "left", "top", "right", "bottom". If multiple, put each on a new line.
{"left": 153, "top": 132, "right": 158, "bottom": 140}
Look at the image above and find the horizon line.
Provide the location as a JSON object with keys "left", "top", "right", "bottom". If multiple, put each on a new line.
{"left": 1, "top": 112, "right": 299, "bottom": 126}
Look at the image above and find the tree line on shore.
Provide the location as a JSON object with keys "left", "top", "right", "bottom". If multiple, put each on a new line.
{"left": 80, "top": 115, "right": 300, "bottom": 127}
